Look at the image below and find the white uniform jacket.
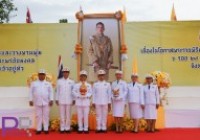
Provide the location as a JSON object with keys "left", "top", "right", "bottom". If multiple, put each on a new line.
{"left": 92, "top": 81, "right": 112, "bottom": 105}
{"left": 111, "top": 80, "right": 127, "bottom": 101}
{"left": 72, "top": 82, "right": 92, "bottom": 106}
{"left": 143, "top": 84, "right": 160, "bottom": 105}
{"left": 29, "top": 80, "right": 53, "bottom": 106}
{"left": 127, "top": 82, "right": 144, "bottom": 105}
{"left": 55, "top": 78, "right": 75, "bottom": 105}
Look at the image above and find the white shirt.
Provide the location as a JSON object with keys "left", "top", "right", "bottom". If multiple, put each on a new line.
{"left": 143, "top": 83, "right": 160, "bottom": 105}
{"left": 29, "top": 80, "right": 53, "bottom": 106}
{"left": 127, "top": 82, "right": 144, "bottom": 105}
{"left": 111, "top": 80, "right": 127, "bottom": 101}
{"left": 92, "top": 80, "right": 112, "bottom": 105}
{"left": 55, "top": 78, "right": 75, "bottom": 105}
{"left": 72, "top": 82, "right": 92, "bottom": 106}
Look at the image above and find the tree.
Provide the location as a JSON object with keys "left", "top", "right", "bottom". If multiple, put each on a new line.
{"left": 0, "top": 0, "right": 17, "bottom": 23}
{"left": 59, "top": 18, "right": 68, "bottom": 23}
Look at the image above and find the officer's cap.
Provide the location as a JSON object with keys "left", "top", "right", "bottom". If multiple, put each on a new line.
{"left": 80, "top": 70, "right": 88, "bottom": 76}
{"left": 62, "top": 67, "right": 70, "bottom": 72}
{"left": 38, "top": 69, "right": 46, "bottom": 74}
{"left": 131, "top": 73, "right": 139, "bottom": 77}
{"left": 115, "top": 70, "right": 123, "bottom": 75}
{"left": 97, "top": 69, "right": 106, "bottom": 75}
{"left": 145, "top": 74, "right": 153, "bottom": 79}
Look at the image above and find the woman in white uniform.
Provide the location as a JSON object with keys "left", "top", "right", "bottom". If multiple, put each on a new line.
{"left": 143, "top": 74, "right": 160, "bottom": 132}
{"left": 111, "top": 70, "right": 127, "bottom": 133}
{"left": 127, "top": 73, "right": 144, "bottom": 133}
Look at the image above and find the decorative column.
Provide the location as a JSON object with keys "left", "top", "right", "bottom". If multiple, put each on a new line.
{"left": 74, "top": 10, "right": 84, "bottom": 80}
{"left": 115, "top": 11, "right": 128, "bottom": 80}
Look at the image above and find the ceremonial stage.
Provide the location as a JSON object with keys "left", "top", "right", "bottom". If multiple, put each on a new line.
{"left": 0, "top": 129, "right": 200, "bottom": 140}
{"left": 1, "top": 86, "right": 200, "bottom": 129}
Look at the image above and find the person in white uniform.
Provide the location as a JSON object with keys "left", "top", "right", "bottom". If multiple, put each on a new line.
{"left": 143, "top": 74, "right": 160, "bottom": 133}
{"left": 111, "top": 70, "right": 127, "bottom": 133}
{"left": 72, "top": 70, "right": 92, "bottom": 134}
{"left": 29, "top": 69, "right": 53, "bottom": 135}
{"left": 55, "top": 67, "right": 75, "bottom": 133}
{"left": 127, "top": 73, "right": 144, "bottom": 133}
{"left": 92, "top": 69, "right": 112, "bottom": 133}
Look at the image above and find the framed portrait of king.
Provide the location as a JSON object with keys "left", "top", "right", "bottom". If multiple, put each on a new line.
{"left": 75, "top": 10, "right": 127, "bottom": 82}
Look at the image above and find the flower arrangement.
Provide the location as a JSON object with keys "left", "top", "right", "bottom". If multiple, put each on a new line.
{"left": 49, "top": 114, "right": 147, "bottom": 132}
{"left": 112, "top": 88, "right": 120, "bottom": 97}
{"left": 80, "top": 82, "right": 87, "bottom": 95}
{"left": 27, "top": 73, "right": 56, "bottom": 87}
{"left": 151, "top": 71, "right": 171, "bottom": 105}
{"left": 74, "top": 44, "right": 83, "bottom": 54}
{"left": 110, "top": 115, "right": 147, "bottom": 131}
{"left": 49, "top": 118, "right": 60, "bottom": 131}
{"left": 49, "top": 118, "right": 78, "bottom": 131}
{"left": 151, "top": 71, "right": 171, "bottom": 88}
{"left": 120, "top": 44, "right": 128, "bottom": 61}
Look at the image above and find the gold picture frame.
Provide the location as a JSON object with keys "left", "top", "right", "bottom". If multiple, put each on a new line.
{"left": 74, "top": 10, "right": 127, "bottom": 82}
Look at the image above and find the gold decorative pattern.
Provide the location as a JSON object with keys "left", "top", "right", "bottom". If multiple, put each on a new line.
{"left": 74, "top": 44, "right": 83, "bottom": 54}
{"left": 75, "top": 11, "right": 84, "bottom": 21}
{"left": 114, "top": 10, "right": 123, "bottom": 20}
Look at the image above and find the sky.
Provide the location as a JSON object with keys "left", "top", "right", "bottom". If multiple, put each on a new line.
{"left": 9, "top": 0, "right": 200, "bottom": 23}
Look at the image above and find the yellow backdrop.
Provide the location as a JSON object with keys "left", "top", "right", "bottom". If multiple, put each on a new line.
{"left": 1, "top": 22, "right": 200, "bottom": 86}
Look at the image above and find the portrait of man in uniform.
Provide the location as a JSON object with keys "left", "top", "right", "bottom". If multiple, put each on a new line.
{"left": 88, "top": 22, "right": 113, "bottom": 79}
{"left": 78, "top": 12, "right": 122, "bottom": 82}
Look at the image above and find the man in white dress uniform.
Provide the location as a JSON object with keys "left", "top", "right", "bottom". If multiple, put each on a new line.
{"left": 29, "top": 69, "right": 53, "bottom": 135}
{"left": 127, "top": 73, "right": 144, "bottom": 133}
{"left": 72, "top": 70, "right": 92, "bottom": 134}
{"left": 111, "top": 70, "right": 127, "bottom": 133}
{"left": 55, "top": 67, "right": 75, "bottom": 133}
{"left": 92, "top": 69, "right": 112, "bottom": 133}
{"left": 143, "top": 74, "right": 160, "bottom": 132}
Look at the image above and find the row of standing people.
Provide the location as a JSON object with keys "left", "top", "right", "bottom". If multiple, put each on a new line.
{"left": 29, "top": 68, "right": 160, "bottom": 135}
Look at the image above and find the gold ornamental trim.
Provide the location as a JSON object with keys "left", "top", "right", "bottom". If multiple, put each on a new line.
{"left": 120, "top": 44, "right": 128, "bottom": 54}
{"left": 27, "top": 73, "right": 56, "bottom": 87}
{"left": 74, "top": 44, "right": 83, "bottom": 54}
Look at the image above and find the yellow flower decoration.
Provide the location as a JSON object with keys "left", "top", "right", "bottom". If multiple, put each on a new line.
{"left": 151, "top": 71, "right": 171, "bottom": 88}
{"left": 27, "top": 73, "right": 56, "bottom": 87}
